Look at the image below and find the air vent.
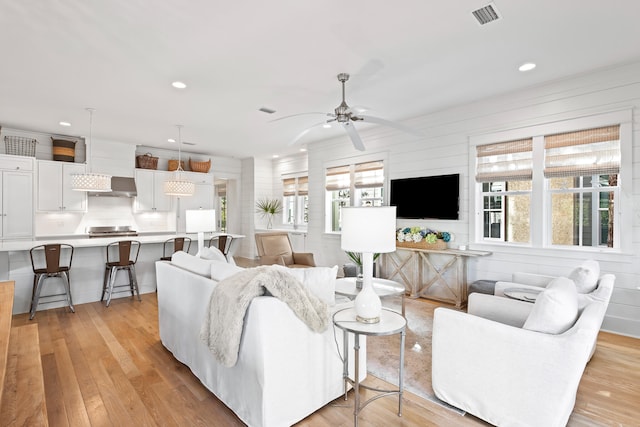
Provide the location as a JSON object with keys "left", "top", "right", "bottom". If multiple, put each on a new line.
{"left": 259, "top": 107, "right": 276, "bottom": 114}
{"left": 472, "top": 2, "right": 501, "bottom": 25}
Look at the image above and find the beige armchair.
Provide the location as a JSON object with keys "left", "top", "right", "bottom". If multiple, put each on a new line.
{"left": 255, "top": 232, "right": 316, "bottom": 268}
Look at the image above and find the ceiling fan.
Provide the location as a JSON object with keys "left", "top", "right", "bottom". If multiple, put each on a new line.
{"left": 273, "top": 73, "right": 422, "bottom": 151}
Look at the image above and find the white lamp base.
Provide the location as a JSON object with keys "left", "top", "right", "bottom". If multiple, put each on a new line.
{"left": 354, "top": 252, "right": 381, "bottom": 324}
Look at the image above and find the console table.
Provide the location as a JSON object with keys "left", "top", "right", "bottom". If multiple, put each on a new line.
{"left": 379, "top": 247, "right": 491, "bottom": 308}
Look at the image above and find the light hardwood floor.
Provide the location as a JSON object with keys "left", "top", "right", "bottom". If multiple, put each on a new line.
{"left": 10, "top": 292, "right": 640, "bottom": 426}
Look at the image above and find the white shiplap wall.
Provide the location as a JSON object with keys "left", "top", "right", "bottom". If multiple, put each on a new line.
{"left": 296, "top": 60, "right": 640, "bottom": 337}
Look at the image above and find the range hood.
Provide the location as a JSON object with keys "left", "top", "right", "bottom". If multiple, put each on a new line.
{"left": 88, "top": 176, "right": 137, "bottom": 197}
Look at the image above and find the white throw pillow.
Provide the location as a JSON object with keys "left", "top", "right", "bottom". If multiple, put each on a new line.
{"left": 171, "top": 251, "right": 213, "bottom": 278}
{"left": 272, "top": 264, "right": 338, "bottom": 306}
{"left": 198, "top": 246, "right": 228, "bottom": 262}
{"left": 210, "top": 260, "right": 243, "bottom": 282}
{"left": 523, "top": 277, "right": 578, "bottom": 334}
{"left": 567, "top": 260, "right": 600, "bottom": 293}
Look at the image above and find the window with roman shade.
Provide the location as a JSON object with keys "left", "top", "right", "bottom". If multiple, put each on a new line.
{"left": 475, "top": 138, "right": 533, "bottom": 182}
{"left": 543, "top": 125, "right": 620, "bottom": 178}
{"left": 282, "top": 175, "right": 308, "bottom": 227}
{"left": 325, "top": 165, "right": 351, "bottom": 191}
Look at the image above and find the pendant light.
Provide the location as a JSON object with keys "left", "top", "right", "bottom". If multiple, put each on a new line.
{"left": 164, "top": 124, "right": 194, "bottom": 196}
{"left": 71, "top": 108, "right": 112, "bottom": 192}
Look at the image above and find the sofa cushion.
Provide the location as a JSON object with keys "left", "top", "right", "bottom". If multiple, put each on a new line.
{"left": 523, "top": 277, "right": 578, "bottom": 334}
{"left": 199, "top": 246, "right": 228, "bottom": 263}
{"left": 567, "top": 260, "right": 600, "bottom": 293}
{"left": 171, "top": 251, "right": 213, "bottom": 278}
{"left": 210, "top": 260, "right": 243, "bottom": 282}
{"left": 272, "top": 264, "right": 338, "bottom": 305}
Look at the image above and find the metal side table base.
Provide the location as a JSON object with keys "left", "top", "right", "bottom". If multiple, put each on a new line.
{"left": 334, "top": 307, "right": 407, "bottom": 426}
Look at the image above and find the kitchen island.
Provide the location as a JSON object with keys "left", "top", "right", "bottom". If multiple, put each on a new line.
{"left": 0, "top": 232, "right": 244, "bottom": 315}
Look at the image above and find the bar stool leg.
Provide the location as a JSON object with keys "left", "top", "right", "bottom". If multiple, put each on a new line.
{"left": 130, "top": 265, "right": 141, "bottom": 301}
{"left": 30, "top": 274, "right": 45, "bottom": 320}
{"left": 101, "top": 266, "right": 110, "bottom": 302}
{"left": 62, "top": 272, "right": 75, "bottom": 313}
{"left": 106, "top": 266, "right": 118, "bottom": 307}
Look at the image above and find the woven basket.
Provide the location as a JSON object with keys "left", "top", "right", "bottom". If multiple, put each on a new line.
{"left": 168, "top": 159, "right": 185, "bottom": 171}
{"left": 136, "top": 153, "right": 158, "bottom": 169}
{"left": 396, "top": 239, "right": 447, "bottom": 250}
{"left": 4, "top": 136, "right": 37, "bottom": 157}
{"left": 51, "top": 138, "right": 76, "bottom": 162}
{"left": 189, "top": 158, "right": 211, "bottom": 173}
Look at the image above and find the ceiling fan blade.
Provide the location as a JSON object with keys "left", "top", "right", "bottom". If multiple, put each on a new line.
{"left": 357, "top": 115, "right": 423, "bottom": 137}
{"left": 269, "top": 112, "right": 331, "bottom": 123}
{"left": 341, "top": 122, "right": 366, "bottom": 151}
{"left": 288, "top": 121, "right": 328, "bottom": 146}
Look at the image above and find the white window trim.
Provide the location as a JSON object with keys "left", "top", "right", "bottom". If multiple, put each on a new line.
{"left": 469, "top": 109, "right": 632, "bottom": 254}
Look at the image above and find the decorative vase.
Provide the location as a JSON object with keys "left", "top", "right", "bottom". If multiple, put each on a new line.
{"left": 354, "top": 252, "right": 381, "bottom": 323}
{"left": 267, "top": 215, "right": 273, "bottom": 229}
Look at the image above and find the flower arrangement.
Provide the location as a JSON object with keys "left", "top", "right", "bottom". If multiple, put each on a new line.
{"left": 396, "top": 227, "right": 451, "bottom": 249}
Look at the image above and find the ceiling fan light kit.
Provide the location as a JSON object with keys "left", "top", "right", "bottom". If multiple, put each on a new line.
{"left": 282, "top": 73, "right": 423, "bottom": 151}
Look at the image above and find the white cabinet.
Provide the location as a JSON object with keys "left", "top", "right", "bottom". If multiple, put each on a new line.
{"left": 176, "top": 172, "right": 214, "bottom": 232}
{"left": 0, "top": 155, "right": 34, "bottom": 239}
{"left": 36, "top": 160, "right": 87, "bottom": 212}
{"left": 134, "top": 169, "right": 173, "bottom": 212}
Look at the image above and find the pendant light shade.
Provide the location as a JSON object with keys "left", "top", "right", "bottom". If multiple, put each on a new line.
{"left": 164, "top": 124, "right": 194, "bottom": 196}
{"left": 71, "top": 108, "right": 112, "bottom": 192}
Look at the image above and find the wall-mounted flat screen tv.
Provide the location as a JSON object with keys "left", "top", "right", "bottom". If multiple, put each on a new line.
{"left": 390, "top": 174, "right": 460, "bottom": 220}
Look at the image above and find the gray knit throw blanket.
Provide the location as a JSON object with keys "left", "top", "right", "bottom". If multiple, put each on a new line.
{"left": 200, "top": 266, "right": 329, "bottom": 367}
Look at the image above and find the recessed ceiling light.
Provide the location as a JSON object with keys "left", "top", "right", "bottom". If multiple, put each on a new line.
{"left": 299, "top": 148, "right": 307, "bottom": 152}
{"left": 59, "top": 121, "right": 71, "bottom": 127}
{"left": 172, "top": 81, "right": 187, "bottom": 89}
{"left": 168, "top": 138, "right": 176, "bottom": 143}
{"left": 272, "top": 155, "right": 279, "bottom": 159}
{"left": 519, "top": 62, "right": 536, "bottom": 72}
{"left": 323, "top": 123, "right": 331, "bottom": 129}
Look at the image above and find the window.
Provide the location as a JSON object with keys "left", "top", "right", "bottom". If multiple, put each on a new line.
{"left": 476, "top": 139, "right": 532, "bottom": 243}
{"left": 544, "top": 126, "right": 620, "bottom": 248}
{"left": 282, "top": 175, "right": 308, "bottom": 228}
{"left": 473, "top": 114, "right": 628, "bottom": 251}
{"left": 325, "top": 160, "right": 385, "bottom": 232}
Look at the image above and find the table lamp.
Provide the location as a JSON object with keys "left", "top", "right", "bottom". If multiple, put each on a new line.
{"left": 186, "top": 209, "right": 216, "bottom": 256}
{"left": 341, "top": 206, "right": 397, "bottom": 323}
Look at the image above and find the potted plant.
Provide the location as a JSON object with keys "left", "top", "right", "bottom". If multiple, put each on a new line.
{"left": 255, "top": 198, "right": 282, "bottom": 229}
{"left": 345, "top": 251, "right": 380, "bottom": 289}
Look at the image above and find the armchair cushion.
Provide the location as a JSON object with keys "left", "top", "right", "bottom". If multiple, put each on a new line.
{"left": 292, "top": 252, "right": 316, "bottom": 267}
{"left": 259, "top": 254, "right": 287, "bottom": 266}
{"left": 523, "top": 277, "right": 578, "bottom": 334}
{"left": 568, "top": 259, "right": 600, "bottom": 293}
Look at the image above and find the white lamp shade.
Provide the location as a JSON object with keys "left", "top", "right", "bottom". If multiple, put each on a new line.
{"left": 186, "top": 209, "right": 216, "bottom": 233}
{"left": 340, "top": 206, "right": 397, "bottom": 253}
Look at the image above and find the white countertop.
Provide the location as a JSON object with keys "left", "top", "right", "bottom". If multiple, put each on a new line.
{"left": 0, "top": 232, "right": 245, "bottom": 251}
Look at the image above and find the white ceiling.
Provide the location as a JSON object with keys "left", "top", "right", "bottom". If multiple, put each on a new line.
{"left": 1, "top": 1, "right": 640, "bottom": 159}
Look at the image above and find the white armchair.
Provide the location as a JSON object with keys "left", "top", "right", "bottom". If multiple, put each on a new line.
{"left": 432, "top": 275, "right": 615, "bottom": 427}
{"left": 494, "top": 260, "right": 613, "bottom": 310}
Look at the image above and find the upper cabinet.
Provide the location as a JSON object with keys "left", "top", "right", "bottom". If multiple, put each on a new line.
{"left": 0, "top": 155, "right": 34, "bottom": 239}
{"left": 134, "top": 169, "right": 173, "bottom": 212}
{"left": 36, "top": 160, "right": 87, "bottom": 212}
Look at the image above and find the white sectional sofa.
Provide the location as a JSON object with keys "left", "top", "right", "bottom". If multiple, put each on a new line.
{"left": 155, "top": 252, "right": 366, "bottom": 427}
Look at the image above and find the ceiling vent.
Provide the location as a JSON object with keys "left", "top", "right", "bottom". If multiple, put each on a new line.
{"left": 472, "top": 2, "right": 501, "bottom": 25}
{"left": 259, "top": 107, "right": 276, "bottom": 114}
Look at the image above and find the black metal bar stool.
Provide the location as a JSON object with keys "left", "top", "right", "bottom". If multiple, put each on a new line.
{"left": 29, "top": 243, "right": 75, "bottom": 320}
{"left": 208, "top": 234, "right": 234, "bottom": 257}
{"left": 161, "top": 236, "right": 191, "bottom": 261}
{"left": 102, "top": 240, "right": 141, "bottom": 307}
